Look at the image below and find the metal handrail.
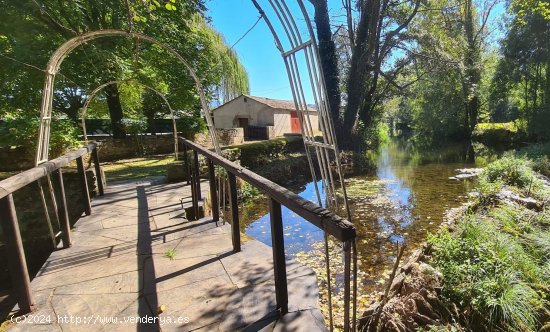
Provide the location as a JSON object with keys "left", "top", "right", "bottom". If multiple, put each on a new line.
{"left": 0, "top": 143, "right": 100, "bottom": 199}
{"left": 0, "top": 142, "right": 104, "bottom": 314}
{"left": 179, "top": 137, "right": 356, "bottom": 330}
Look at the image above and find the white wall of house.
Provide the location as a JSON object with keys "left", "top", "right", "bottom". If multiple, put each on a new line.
{"left": 213, "top": 96, "right": 272, "bottom": 128}
{"left": 303, "top": 110, "right": 319, "bottom": 135}
{"left": 213, "top": 95, "right": 320, "bottom": 137}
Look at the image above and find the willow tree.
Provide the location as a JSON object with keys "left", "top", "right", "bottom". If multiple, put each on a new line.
{"left": 0, "top": 0, "right": 248, "bottom": 138}
{"left": 188, "top": 13, "right": 249, "bottom": 103}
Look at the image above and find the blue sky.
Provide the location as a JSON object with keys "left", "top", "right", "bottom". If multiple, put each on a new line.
{"left": 207, "top": 0, "right": 345, "bottom": 101}
{"left": 207, "top": 0, "right": 506, "bottom": 102}
{"left": 208, "top": 0, "right": 300, "bottom": 101}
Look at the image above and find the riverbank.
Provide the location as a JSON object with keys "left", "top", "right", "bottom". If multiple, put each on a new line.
{"left": 359, "top": 154, "right": 550, "bottom": 331}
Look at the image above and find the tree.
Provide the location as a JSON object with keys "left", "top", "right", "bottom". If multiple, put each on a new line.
{"left": 491, "top": 0, "right": 550, "bottom": 139}
{"left": 309, "top": 0, "right": 341, "bottom": 131}
{"left": 0, "top": 0, "right": 248, "bottom": 139}
{"left": 309, "top": 0, "right": 421, "bottom": 150}
{"left": 391, "top": 0, "right": 500, "bottom": 143}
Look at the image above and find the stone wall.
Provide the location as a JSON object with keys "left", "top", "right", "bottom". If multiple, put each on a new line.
{"left": 96, "top": 135, "right": 178, "bottom": 162}
{"left": 0, "top": 129, "right": 245, "bottom": 171}
{"left": 193, "top": 128, "right": 244, "bottom": 148}
{"left": 0, "top": 146, "right": 34, "bottom": 171}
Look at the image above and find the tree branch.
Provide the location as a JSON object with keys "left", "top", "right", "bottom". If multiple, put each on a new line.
{"left": 379, "top": 0, "right": 421, "bottom": 58}
{"left": 473, "top": 0, "right": 499, "bottom": 45}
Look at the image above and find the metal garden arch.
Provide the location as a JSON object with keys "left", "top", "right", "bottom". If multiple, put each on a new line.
{"left": 80, "top": 80, "right": 181, "bottom": 159}
{"left": 36, "top": 29, "right": 220, "bottom": 166}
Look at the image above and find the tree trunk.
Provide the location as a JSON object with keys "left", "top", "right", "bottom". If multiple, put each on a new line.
{"left": 310, "top": 0, "right": 341, "bottom": 131}
{"left": 342, "top": 0, "right": 381, "bottom": 149}
{"left": 545, "top": 54, "right": 550, "bottom": 111}
{"left": 463, "top": 0, "right": 481, "bottom": 137}
{"left": 64, "top": 105, "right": 80, "bottom": 123}
{"left": 104, "top": 84, "right": 126, "bottom": 138}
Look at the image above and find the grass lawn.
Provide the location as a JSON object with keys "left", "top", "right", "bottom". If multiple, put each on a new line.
{"left": 0, "top": 155, "right": 176, "bottom": 182}
{"left": 102, "top": 154, "right": 176, "bottom": 182}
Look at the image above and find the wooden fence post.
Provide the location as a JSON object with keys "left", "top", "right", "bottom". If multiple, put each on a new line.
{"left": 0, "top": 194, "right": 35, "bottom": 313}
{"left": 54, "top": 169, "right": 71, "bottom": 248}
{"left": 269, "top": 198, "right": 288, "bottom": 314}
{"left": 343, "top": 240, "right": 352, "bottom": 332}
{"left": 190, "top": 171, "right": 199, "bottom": 220}
{"left": 228, "top": 173, "right": 241, "bottom": 252}
{"left": 183, "top": 144, "right": 190, "bottom": 185}
{"left": 208, "top": 159, "right": 219, "bottom": 222}
{"left": 193, "top": 150, "right": 201, "bottom": 201}
{"left": 76, "top": 156, "right": 91, "bottom": 216}
{"left": 91, "top": 147, "right": 104, "bottom": 196}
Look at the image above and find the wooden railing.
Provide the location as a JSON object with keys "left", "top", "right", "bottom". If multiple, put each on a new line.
{"left": 0, "top": 143, "right": 103, "bottom": 313}
{"left": 180, "top": 137, "right": 357, "bottom": 331}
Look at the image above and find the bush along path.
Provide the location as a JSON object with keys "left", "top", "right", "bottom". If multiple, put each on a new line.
{"left": 359, "top": 154, "right": 550, "bottom": 332}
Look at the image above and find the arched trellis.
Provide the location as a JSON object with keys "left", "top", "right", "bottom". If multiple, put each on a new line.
{"left": 35, "top": 29, "right": 220, "bottom": 165}
{"left": 80, "top": 80, "right": 181, "bottom": 160}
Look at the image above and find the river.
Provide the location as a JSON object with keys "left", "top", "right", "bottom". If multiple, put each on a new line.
{"left": 237, "top": 139, "right": 481, "bottom": 311}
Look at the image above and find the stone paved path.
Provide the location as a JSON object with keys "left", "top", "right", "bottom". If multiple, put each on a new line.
{"left": 8, "top": 179, "right": 326, "bottom": 331}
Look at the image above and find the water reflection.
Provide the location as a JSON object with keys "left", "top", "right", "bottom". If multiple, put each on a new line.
{"left": 239, "top": 139, "right": 483, "bottom": 306}
{"left": 242, "top": 140, "right": 478, "bottom": 259}
{"left": 244, "top": 180, "right": 326, "bottom": 255}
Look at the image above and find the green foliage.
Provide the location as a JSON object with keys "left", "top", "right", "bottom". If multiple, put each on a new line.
{"left": 517, "top": 142, "right": 550, "bottom": 177}
{"left": 237, "top": 137, "right": 303, "bottom": 168}
{"left": 240, "top": 182, "right": 262, "bottom": 202}
{"left": 363, "top": 120, "right": 390, "bottom": 147}
{"left": 121, "top": 118, "right": 147, "bottom": 135}
{"left": 392, "top": 0, "right": 498, "bottom": 144}
{"left": 176, "top": 115, "right": 206, "bottom": 138}
{"left": 477, "top": 176, "right": 503, "bottom": 206}
{"left": 429, "top": 154, "right": 550, "bottom": 331}
{"left": 472, "top": 121, "right": 528, "bottom": 148}
{"left": 0, "top": 0, "right": 248, "bottom": 139}
{"left": 429, "top": 213, "right": 547, "bottom": 331}
{"left": 480, "top": 154, "right": 539, "bottom": 190}
{"left": 490, "top": 0, "right": 550, "bottom": 140}
{"left": 396, "top": 66, "right": 468, "bottom": 144}
{"left": 0, "top": 114, "right": 80, "bottom": 158}
{"left": 164, "top": 249, "right": 177, "bottom": 260}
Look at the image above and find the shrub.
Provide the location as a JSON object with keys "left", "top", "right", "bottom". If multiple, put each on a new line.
{"left": 0, "top": 114, "right": 80, "bottom": 158}
{"left": 238, "top": 137, "right": 303, "bottom": 168}
{"left": 429, "top": 216, "right": 546, "bottom": 331}
{"left": 240, "top": 182, "right": 262, "bottom": 202}
{"left": 121, "top": 118, "right": 147, "bottom": 135}
{"left": 480, "top": 154, "right": 540, "bottom": 190}
{"left": 517, "top": 142, "right": 550, "bottom": 177}
{"left": 472, "top": 121, "right": 526, "bottom": 147}
{"left": 176, "top": 116, "right": 207, "bottom": 139}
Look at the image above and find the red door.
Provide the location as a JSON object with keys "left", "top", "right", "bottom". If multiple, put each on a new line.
{"left": 290, "top": 111, "right": 301, "bottom": 133}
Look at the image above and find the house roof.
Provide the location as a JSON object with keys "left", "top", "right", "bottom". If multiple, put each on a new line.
{"left": 213, "top": 95, "right": 317, "bottom": 112}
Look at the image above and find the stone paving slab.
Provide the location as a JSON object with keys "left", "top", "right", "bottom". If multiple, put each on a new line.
{"left": 7, "top": 178, "right": 326, "bottom": 331}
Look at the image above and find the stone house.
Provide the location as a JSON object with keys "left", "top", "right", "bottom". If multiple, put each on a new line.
{"left": 212, "top": 95, "right": 319, "bottom": 140}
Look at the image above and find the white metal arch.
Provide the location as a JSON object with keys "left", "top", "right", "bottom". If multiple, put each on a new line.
{"left": 36, "top": 29, "right": 220, "bottom": 165}
{"left": 80, "top": 80, "right": 181, "bottom": 159}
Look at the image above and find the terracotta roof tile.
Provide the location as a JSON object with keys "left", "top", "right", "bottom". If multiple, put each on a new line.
{"left": 246, "top": 95, "right": 316, "bottom": 112}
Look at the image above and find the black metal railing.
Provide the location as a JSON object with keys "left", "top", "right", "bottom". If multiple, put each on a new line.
{"left": 0, "top": 143, "right": 104, "bottom": 313}
{"left": 180, "top": 137, "right": 356, "bottom": 330}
